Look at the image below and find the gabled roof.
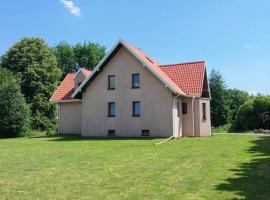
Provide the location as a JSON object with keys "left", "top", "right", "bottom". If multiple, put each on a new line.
{"left": 72, "top": 39, "right": 187, "bottom": 98}
{"left": 50, "top": 68, "right": 92, "bottom": 103}
{"left": 51, "top": 39, "right": 209, "bottom": 101}
{"left": 160, "top": 61, "right": 206, "bottom": 96}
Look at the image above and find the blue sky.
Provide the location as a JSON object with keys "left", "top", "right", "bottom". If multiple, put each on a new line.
{"left": 1, "top": 0, "right": 270, "bottom": 94}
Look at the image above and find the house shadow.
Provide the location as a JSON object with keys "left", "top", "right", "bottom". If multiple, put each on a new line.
{"left": 38, "top": 134, "right": 158, "bottom": 142}
{"left": 216, "top": 136, "right": 270, "bottom": 200}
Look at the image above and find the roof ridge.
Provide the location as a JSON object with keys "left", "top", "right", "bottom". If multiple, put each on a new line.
{"left": 160, "top": 60, "right": 205, "bottom": 67}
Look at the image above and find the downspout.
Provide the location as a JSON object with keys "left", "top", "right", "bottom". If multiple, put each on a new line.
{"left": 192, "top": 97, "right": 195, "bottom": 137}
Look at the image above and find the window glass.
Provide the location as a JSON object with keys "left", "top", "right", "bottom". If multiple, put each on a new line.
{"left": 108, "top": 102, "right": 115, "bottom": 117}
{"left": 182, "top": 103, "right": 187, "bottom": 114}
{"left": 202, "top": 103, "right": 206, "bottom": 120}
{"left": 132, "top": 74, "right": 140, "bottom": 88}
{"left": 108, "top": 75, "right": 115, "bottom": 89}
{"left": 133, "top": 101, "right": 140, "bottom": 116}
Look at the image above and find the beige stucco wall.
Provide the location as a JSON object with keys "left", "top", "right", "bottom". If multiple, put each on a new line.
{"left": 81, "top": 47, "right": 174, "bottom": 137}
{"left": 180, "top": 97, "right": 211, "bottom": 136}
{"left": 197, "top": 98, "right": 211, "bottom": 136}
{"left": 59, "top": 102, "right": 81, "bottom": 134}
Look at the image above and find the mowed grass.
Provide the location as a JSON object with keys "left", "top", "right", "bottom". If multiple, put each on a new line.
{"left": 0, "top": 134, "right": 270, "bottom": 200}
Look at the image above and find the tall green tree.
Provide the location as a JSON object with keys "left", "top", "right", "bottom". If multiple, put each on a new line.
{"left": 53, "top": 41, "right": 77, "bottom": 77}
{"left": 209, "top": 69, "right": 229, "bottom": 127}
{"left": 0, "top": 38, "right": 61, "bottom": 131}
{"left": 0, "top": 68, "right": 30, "bottom": 137}
{"left": 226, "top": 89, "right": 250, "bottom": 122}
{"left": 53, "top": 41, "right": 106, "bottom": 77}
{"left": 73, "top": 42, "right": 106, "bottom": 69}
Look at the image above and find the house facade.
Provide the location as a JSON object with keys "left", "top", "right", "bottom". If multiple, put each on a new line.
{"left": 50, "top": 40, "right": 211, "bottom": 137}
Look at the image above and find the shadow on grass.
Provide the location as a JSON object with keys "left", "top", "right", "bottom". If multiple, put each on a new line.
{"left": 36, "top": 134, "right": 158, "bottom": 142}
{"left": 216, "top": 136, "right": 270, "bottom": 200}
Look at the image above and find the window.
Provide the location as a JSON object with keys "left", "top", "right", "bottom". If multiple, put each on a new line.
{"left": 108, "top": 130, "right": 115, "bottom": 136}
{"left": 132, "top": 101, "right": 140, "bottom": 117}
{"left": 141, "top": 130, "right": 150, "bottom": 136}
{"left": 108, "top": 75, "right": 115, "bottom": 90}
{"left": 108, "top": 102, "right": 116, "bottom": 117}
{"left": 132, "top": 74, "right": 140, "bottom": 88}
{"left": 177, "top": 102, "right": 180, "bottom": 117}
{"left": 202, "top": 103, "right": 206, "bottom": 120}
{"left": 182, "top": 103, "right": 187, "bottom": 114}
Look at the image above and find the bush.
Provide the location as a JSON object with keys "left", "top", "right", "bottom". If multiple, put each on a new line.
{"left": 236, "top": 96, "right": 270, "bottom": 131}
{"left": 0, "top": 68, "right": 30, "bottom": 137}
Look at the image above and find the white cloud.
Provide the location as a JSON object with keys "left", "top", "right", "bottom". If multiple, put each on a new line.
{"left": 244, "top": 43, "right": 252, "bottom": 48}
{"left": 59, "top": 0, "right": 81, "bottom": 16}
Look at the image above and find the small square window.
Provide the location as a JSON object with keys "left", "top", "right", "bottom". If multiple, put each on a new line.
{"left": 202, "top": 103, "right": 206, "bottom": 120}
{"left": 182, "top": 103, "right": 187, "bottom": 114}
{"left": 132, "top": 74, "right": 140, "bottom": 88}
{"left": 132, "top": 101, "right": 140, "bottom": 117}
{"left": 108, "top": 130, "right": 115, "bottom": 136}
{"left": 108, "top": 102, "right": 116, "bottom": 117}
{"left": 108, "top": 75, "right": 115, "bottom": 90}
{"left": 141, "top": 130, "right": 150, "bottom": 136}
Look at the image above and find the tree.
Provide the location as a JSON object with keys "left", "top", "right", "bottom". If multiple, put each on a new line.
{"left": 0, "top": 68, "right": 30, "bottom": 137}
{"left": 53, "top": 41, "right": 77, "bottom": 77}
{"left": 0, "top": 38, "right": 61, "bottom": 131}
{"left": 236, "top": 96, "right": 270, "bottom": 130}
{"left": 53, "top": 41, "right": 106, "bottom": 76}
{"left": 73, "top": 42, "right": 106, "bottom": 69}
{"left": 226, "top": 89, "right": 249, "bottom": 122}
{"left": 209, "top": 69, "right": 228, "bottom": 127}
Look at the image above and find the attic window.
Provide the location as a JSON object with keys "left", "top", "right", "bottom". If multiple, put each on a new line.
{"left": 146, "top": 56, "right": 154, "bottom": 63}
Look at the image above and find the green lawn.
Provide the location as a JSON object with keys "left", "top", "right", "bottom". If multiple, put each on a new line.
{"left": 0, "top": 134, "right": 269, "bottom": 200}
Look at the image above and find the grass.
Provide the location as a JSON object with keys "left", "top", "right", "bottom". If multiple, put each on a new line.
{"left": 0, "top": 134, "right": 269, "bottom": 200}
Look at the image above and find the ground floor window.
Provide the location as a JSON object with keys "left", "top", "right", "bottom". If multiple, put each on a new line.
{"left": 182, "top": 103, "right": 187, "bottom": 114}
{"left": 202, "top": 103, "right": 206, "bottom": 120}
{"left": 132, "top": 101, "right": 140, "bottom": 117}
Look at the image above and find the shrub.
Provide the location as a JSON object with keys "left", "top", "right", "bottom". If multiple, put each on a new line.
{"left": 0, "top": 68, "right": 30, "bottom": 137}
{"left": 236, "top": 96, "right": 270, "bottom": 131}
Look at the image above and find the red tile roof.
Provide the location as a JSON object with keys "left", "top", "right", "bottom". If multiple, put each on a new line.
{"left": 50, "top": 68, "right": 91, "bottom": 102}
{"left": 160, "top": 61, "right": 205, "bottom": 96}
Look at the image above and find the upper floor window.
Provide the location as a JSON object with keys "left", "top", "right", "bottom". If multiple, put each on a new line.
{"left": 132, "top": 74, "right": 140, "bottom": 88}
{"left": 182, "top": 103, "right": 187, "bottom": 114}
{"left": 108, "top": 102, "right": 116, "bottom": 117}
{"left": 202, "top": 103, "right": 206, "bottom": 120}
{"left": 108, "top": 75, "right": 115, "bottom": 90}
{"left": 132, "top": 101, "right": 140, "bottom": 117}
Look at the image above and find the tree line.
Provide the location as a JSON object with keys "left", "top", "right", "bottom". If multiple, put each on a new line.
{"left": 209, "top": 70, "right": 270, "bottom": 132}
{"left": 0, "top": 37, "right": 105, "bottom": 137}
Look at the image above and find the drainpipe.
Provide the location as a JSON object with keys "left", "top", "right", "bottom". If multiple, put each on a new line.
{"left": 173, "top": 93, "right": 181, "bottom": 137}
{"left": 192, "top": 97, "right": 195, "bottom": 137}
